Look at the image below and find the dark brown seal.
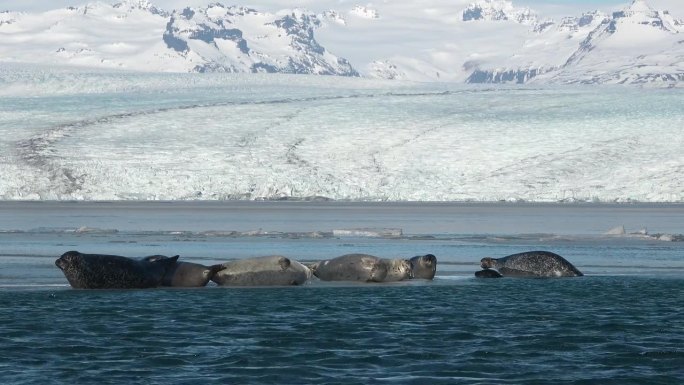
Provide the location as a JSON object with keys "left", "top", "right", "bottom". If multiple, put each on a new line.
{"left": 55, "top": 250, "right": 179, "bottom": 289}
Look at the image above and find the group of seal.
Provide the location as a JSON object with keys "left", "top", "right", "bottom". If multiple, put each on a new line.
{"left": 55, "top": 249, "right": 583, "bottom": 288}
{"left": 309, "top": 253, "right": 437, "bottom": 283}
{"left": 55, "top": 251, "right": 437, "bottom": 289}
{"left": 474, "top": 250, "right": 583, "bottom": 278}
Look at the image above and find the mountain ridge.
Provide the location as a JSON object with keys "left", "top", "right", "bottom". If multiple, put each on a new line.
{"left": 0, "top": 0, "right": 682, "bottom": 86}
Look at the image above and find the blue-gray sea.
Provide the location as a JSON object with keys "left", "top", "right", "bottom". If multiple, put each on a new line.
{"left": 1, "top": 202, "right": 683, "bottom": 384}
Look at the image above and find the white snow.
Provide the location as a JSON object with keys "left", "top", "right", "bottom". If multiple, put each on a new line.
{"left": 0, "top": 1, "right": 682, "bottom": 84}
{"left": 349, "top": 5, "right": 379, "bottom": 20}
{"left": 0, "top": 65, "right": 682, "bottom": 202}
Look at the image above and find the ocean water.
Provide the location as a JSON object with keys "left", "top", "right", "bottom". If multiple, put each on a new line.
{"left": 1, "top": 202, "right": 683, "bottom": 384}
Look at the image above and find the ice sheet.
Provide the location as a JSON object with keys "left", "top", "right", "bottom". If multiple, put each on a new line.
{"left": 0, "top": 69, "right": 682, "bottom": 202}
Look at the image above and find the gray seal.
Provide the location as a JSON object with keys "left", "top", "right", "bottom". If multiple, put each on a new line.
{"left": 475, "top": 269, "right": 503, "bottom": 278}
{"left": 55, "top": 250, "right": 179, "bottom": 289}
{"left": 380, "top": 254, "right": 438, "bottom": 281}
{"left": 380, "top": 258, "right": 412, "bottom": 282}
{"left": 212, "top": 255, "right": 312, "bottom": 286}
{"left": 480, "top": 251, "right": 583, "bottom": 277}
{"left": 141, "top": 255, "right": 225, "bottom": 287}
{"left": 310, "top": 254, "right": 388, "bottom": 283}
{"left": 409, "top": 254, "right": 437, "bottom": 280}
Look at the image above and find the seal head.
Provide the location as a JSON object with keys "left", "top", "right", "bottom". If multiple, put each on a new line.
{"left": 409, "top": 254, "right": 437, "bottom": 280}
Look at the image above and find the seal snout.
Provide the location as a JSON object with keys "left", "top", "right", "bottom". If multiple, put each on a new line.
{"left": 426, "top": 254, "right": 437, "bottom": 267}
{"left": 55, "top": 250, "right": 79, "bottom": 270}
{"left": 480, "top": 257, "right": 494, "bottom": 269}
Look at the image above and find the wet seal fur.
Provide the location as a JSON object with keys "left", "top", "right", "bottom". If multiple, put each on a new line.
{"left": 310, "top": 254, "right": 388, "bottom": 282}
{"left": 475, "top": 269, "right": 503, "bottom": 278}
{"left": 212, "top": 255, "right": 312, "bottom": 286}
{"left": 55, "top": 250, "right": 179, "bottom": 289}
{"left": 480, "top": 251, "right": 583, "bottom": 278}
{"left": 409, "top": 254, "right": 437, "bottom": 280}
{"left": 380, "top": 258, "right": 413, "bottom": 282}
{"left": 311, "top": 254, "right": 437, "bottom": 283}
{"left": 141, "top": 255, "right": 225, "bottom": 287}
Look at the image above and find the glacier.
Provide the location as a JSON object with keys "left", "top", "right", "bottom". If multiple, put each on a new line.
{"left": 1, "top": 65, "right": 682, "bottom": 202}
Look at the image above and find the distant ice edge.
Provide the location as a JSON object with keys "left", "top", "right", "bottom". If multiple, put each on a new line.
{"left": 1, "top": 195, "right": 682, "bottom": 203}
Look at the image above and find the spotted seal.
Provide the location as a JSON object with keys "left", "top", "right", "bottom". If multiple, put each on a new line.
{"left": 310, "top": 254, "right": 388, "bottom": 283}
{"left": 480, "top": 251, "right": 583, "bottom": 277}
{"left": 141, "top": 255, "right": 225, "bottom": 287}
{"left": 55, "top": 250, "right": 178, "bottom": 289}
{"left": 212, "top": 255, "right": 312, "bottom": 286}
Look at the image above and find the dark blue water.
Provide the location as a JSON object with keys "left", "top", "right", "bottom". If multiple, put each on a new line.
{"left": 1, "top": 277, "right": 683, "bottom": 384}
{"left": 1, "top": 202, "right": 683, "bottom": 384}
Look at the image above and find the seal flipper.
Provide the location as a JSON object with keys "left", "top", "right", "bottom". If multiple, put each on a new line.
{"left": 306, "top": 262, "right": 320, "bottom": 277}
{"left": 207, "top": 264, "right": 227, "bottom": 281}
{"left": 475, "top": 269, "right": 503, "bottom": 278}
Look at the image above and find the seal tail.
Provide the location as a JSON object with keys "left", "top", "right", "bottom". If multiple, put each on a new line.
{"left": 305, "top": 262, "right": 320, "bottom": 276}
{"left": 207, "top": 264, "right": 227, "bottom": 280}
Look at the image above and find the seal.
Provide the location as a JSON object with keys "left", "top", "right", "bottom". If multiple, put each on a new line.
{"left": 409, "top": 254, "right": 437, "bottom": 280}
{"left": 480, "top": 251, "right": 583, "bottom": 277}
{"left": 310, "top": 254, "right": 388, "bottom": 283}
{"left": 141, "top": 255, "right": 225, "bottom": 287}
{"left": 55, "top": 250, "right": 179, "bottom": 289}
{"left": 212, "top": 255, "right": 312, "bottom": 286}
{"left": 380, "top": 258, "right": 412, "bottom": 282}
{"left": 475, "top": 269, "right": 503, "bottom": 278}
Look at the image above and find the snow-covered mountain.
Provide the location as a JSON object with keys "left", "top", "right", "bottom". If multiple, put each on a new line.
{"left": 0, "top": 0, "right": 682, "bottom": 85}
{"left": 462, "top": 0, "right": 538, "bottom": 25}
{"left": 551, "top": 0, "right": 684, "bottom": 84}
{"left": 161, "top": 4, "right": 357, "bottom": 75}
{"left": 0, "top": 1, "right": 356, "bottom": 75}
{"left": 469, "top": 0, "right": 684, "bottom": 85}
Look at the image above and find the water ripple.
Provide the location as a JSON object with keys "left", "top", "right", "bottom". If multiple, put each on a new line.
{"left": 1, "top": 277, "right": 682, "bottom": 384}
